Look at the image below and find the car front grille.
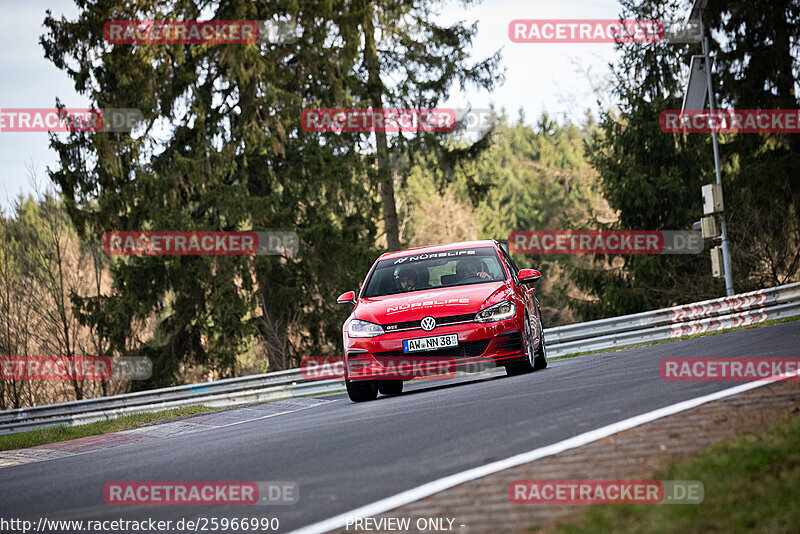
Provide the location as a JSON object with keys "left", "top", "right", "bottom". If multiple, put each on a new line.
{"left": 383, "top": 313, "right": 475, "bottom": 332}
{"left": 372, "top": 338, "right": 492, "bottom": 359}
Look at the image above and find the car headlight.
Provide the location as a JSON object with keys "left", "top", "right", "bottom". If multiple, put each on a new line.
{"left": 347, "top": 319, "right": 385, "bottom": 337}
{"left": 475, "top": 300, "right": 516, "bottom": 323}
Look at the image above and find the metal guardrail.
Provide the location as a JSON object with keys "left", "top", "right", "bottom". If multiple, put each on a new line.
{"left": 544, "top": 282, "right": 800, "bottom": 357}
{"left": 0, "top": 378, "right": 344, "bottom": 435}
{"left": 0, "top": 368, "right": 343, "bottom": 434}
{"left": 1, "top": 282, "right": 798, "bottom": 435}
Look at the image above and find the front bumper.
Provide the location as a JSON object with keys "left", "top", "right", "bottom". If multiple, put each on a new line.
{"left": 344, "top": 318, "right": 527, "bottom": 381}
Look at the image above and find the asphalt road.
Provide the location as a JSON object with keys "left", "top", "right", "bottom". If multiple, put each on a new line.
{"left": 1, "top": 321, "right": 798, "bottom": 533}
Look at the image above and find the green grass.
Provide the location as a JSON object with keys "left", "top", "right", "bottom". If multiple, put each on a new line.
{"left": 0, "top": 405, "right": 217, "bottom": 452}
{"left": 551, "top": 314, "right": 800, "bottom": 361}
{"left": 546, "top": 412, "right": 800, "bottom": 534}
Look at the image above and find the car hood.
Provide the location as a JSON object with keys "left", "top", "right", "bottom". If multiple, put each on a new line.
{"left": 354, "top": 282, "right": 511, "bottom": 325}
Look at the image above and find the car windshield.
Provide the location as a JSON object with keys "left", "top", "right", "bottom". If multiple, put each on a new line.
{"left": 361, "top": 247, "right": 507, "bottom": 298}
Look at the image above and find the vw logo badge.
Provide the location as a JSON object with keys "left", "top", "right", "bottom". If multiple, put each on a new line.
{"left": 420, "top": 316, "right": 436, "bottom": 331}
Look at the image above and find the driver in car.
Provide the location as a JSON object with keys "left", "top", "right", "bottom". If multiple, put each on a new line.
{"left": 396, "top": 266, "right": 419, "bottom": 291}
{"left": 456, "top": 257, "right": 491, "bottom": 280}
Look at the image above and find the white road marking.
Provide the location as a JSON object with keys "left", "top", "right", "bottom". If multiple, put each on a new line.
{"left": 0, "top": 399, "right": 334, "bottom": 469}
{"left": 290, "top": 373, "right": 797, "bottom": 534}
{"left": 215, "top": 400, "right": 336, "bottom": 429}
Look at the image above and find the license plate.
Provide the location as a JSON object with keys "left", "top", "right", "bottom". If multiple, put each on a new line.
{"left": 402, "top": 334, "right": 458, "bottom": 353}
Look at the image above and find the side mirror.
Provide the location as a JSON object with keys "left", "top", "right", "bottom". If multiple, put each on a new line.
{"left": 337, "top": 290, "right": 356, "bottom": 307}
{"left": 518, "top": 269, "right": 541, "bottom": 284}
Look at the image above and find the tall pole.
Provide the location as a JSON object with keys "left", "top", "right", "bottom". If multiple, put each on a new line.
{"left": 699, "top": 10, "right": 734, "bottom": 296}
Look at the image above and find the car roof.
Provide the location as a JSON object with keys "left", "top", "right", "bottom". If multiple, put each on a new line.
{"left": 377, "top": 240, "right": 500, "bottom": 261}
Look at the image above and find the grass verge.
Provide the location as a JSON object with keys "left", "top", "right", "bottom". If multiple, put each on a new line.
{"left": 0, "top": 405, "right": 217, "bottom": 452}
{"left": 551, "top": 314, "right": 800, "bottom": 361}
{"left": 548, "top": 411, "right": 800, "bottom": 534}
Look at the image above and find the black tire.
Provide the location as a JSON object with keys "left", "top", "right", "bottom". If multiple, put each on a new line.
{"left": 378, "top": 380, "right": 403, "bottom": 395}
{"left": 505, "top": 313, "right": 536, "bottom": 376}
{"left": 346, "top": 380, "right": 379, "bottom": 402}
{"left": 533, "top": 317, "right": 548, "bottom": 371}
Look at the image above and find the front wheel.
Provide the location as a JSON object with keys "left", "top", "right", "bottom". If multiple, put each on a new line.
{"left": 533, "top": 317, "right": 548, "bottom": 371}
{"left": 346, "top": 380, "right": 379, "bottom": 402}
{"left": 505, "top": 313, "right": 536, "bottom": 376}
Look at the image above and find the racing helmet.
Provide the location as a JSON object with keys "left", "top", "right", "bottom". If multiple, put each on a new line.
{"left": 395, "top": 266, "right": 419, "bottom": 290}
{"left": 456, "top": 257, "right": 483, "bottom": 279}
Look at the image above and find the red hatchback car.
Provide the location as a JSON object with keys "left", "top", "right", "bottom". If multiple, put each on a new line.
{"left": 337, "top": 240, "right": 547, "bottom": 402}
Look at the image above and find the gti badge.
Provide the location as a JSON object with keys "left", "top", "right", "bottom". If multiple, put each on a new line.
{"left": 420, "top": 316, "right": 436, "bottom": 331}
